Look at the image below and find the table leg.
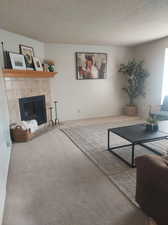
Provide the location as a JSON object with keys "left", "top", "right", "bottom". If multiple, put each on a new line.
{"left": 131, "top": 143, "right": 135, "bottom": 168}
{"left": 108, "top": 130, "right": 110, "bottom": 150}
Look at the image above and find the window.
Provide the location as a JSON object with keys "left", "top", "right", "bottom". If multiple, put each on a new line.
{"left": 161, "top": 48, "right": 168, "bottom": 103}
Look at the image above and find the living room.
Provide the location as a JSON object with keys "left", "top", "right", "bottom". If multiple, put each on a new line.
{"left": 0, "top": 1, "right": 168, "bottom": 225}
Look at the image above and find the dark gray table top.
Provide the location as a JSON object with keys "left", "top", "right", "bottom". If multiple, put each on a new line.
{"left": 109, "top": 123, "right": 168, "bottom": 143}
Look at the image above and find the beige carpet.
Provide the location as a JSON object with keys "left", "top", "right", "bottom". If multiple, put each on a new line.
{"left": 3, "top": 117, "right": 148, "bottom": 225}
{"left": 61, "top": 116, "right": 168, "bottom": 205}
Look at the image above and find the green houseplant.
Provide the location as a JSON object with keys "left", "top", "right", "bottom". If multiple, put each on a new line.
{"left": 119, "top": 59, "right": 149, "bottom": 116}
{"left": 146, "top": 116, "right": 158, "bottom": 132}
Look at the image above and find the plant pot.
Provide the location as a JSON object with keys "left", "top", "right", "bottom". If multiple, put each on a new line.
{"left": 146, "top": 123, "right": 158, "bottom": 132}
{"left": 125, "top": 105, "right": 137, "bottom": 116}
{"left": 48, "top": 65, "right": 55, "bottom": 72}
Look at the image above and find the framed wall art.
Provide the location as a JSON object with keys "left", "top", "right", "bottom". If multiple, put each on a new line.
{"left": 76, "top": 52, "right": 107, "bottom": 80}
{"left": 33, "top": 57, "right": 43, "bottom": 71}
{"left": 19, "top": 44, "right": 34, "bottom": 70}
{"left": 9, "top": 52, "right": 26, "bottom": 70}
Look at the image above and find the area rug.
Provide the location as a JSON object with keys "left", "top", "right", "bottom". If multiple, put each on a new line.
{"left": 61, "top": 117, "right": 168, "bottom": 206}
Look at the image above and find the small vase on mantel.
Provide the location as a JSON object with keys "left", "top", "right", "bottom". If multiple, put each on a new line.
{"left": 48, "top": 64, "right": 55, "bottom": 72}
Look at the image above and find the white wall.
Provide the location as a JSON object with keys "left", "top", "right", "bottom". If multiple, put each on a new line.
{"left": 0, "top": 29, "right": 45, "bottom": 225}
{"left": 45, "top": 44, "right": 133, "bottom": 121}
{"left": 0, "top": 73, "right": 11, "bottom": 225}
{"left": 134, "top": 37, "right": 168, "bottom": 117}
{"left": 0, "top": 29, "right": 45, "bottom": 66}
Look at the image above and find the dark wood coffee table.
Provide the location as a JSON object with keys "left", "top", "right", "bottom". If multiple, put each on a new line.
{"left": 108, "top": 123, "right": 168, "bottom": 168}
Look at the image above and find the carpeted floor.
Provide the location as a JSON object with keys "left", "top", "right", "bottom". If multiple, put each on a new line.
{"left": 2, "top": 116, "right": 148, "bottom": 225}
{"left": 61, "top": 116, "right": 168, "bottom": 205}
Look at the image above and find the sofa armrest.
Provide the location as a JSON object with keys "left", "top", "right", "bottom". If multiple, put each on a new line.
{"left": 136, "top": 155, "right": 168, "bottom": 193}
{"left": 135, "top": 155, "right": 168, "bottom": 225}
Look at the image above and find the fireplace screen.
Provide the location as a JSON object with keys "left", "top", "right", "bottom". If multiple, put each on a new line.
{"left": 19, "top": 95, "right": 47, "bottom": 125}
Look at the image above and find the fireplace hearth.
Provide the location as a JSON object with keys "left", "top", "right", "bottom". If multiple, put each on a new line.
{"left": 19, "top": 95, "right": 47, "bottom": 125}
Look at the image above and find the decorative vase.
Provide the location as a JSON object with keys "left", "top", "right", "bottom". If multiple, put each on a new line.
{"left": 146, "top": 123, "right": 158, "bottom": 132}
{"left": 48, "top": 65, "right": 55, "bottom": 72}
{"left": 125, "top": 105, "right": 137, "bottom": 116}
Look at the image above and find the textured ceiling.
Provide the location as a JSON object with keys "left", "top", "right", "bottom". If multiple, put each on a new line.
{"left": 0, "top": 0, "right": 168, "bottom": 46}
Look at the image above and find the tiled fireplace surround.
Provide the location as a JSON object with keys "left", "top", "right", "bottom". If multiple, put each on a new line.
{"left": 4, "top": 77, "right": 52, "bottom": 124}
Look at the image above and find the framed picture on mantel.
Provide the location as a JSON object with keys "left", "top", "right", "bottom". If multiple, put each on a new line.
{"left": 33, "top": 57, "right": 43, "bottom": 71}
{"left": 19, "top": 44, "right": 35, "bottom": 70}
{"left": 9, "top": 52, "right": 26, "bottom": 70}
{"left": 76, "top": 52, "right": 107, "bottom": 80}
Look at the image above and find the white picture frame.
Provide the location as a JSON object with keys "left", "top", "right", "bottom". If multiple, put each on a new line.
{"left": 9, "top": 52, "right": 26, "bottom": 70}
{"left": 33, "top": 57, "right": 43, "bottom": 71}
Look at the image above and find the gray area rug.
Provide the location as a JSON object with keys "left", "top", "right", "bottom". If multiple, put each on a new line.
{"left": 61, "top": 118, "right": 168, "bottom": 206}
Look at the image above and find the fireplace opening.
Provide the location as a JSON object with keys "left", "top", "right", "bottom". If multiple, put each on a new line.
{"left": 19, "top": 95, "right": 47, "bottom": 125}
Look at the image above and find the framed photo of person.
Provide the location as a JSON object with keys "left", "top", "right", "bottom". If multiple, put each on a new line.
{"left": 33, "top": 57, "right": 43, "bottom": 71}
{"left": 19, "top": 44, "right": 35, "bottom": 70}
{"left": 76, "top": 52, "right": 107, "bottom": 80}
{"left": 9, "top": 52, "right": 26, "bottom": 70}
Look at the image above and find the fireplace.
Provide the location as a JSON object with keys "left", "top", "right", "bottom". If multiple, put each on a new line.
{"left": 19, "top": 95, "right": 47, "bottom": 125}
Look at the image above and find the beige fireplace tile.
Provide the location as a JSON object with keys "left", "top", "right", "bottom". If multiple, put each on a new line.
{"left": 8, "top": 100, "right": 19, "bottom": 119}
{"left": 5, "top": 77, "right": 52, "bottom": 124}
{"left": 31, "top": 80, "right": 39, "bottom": 89}
{"left": 11, "top": 81, "right": 20, "bottom": 90}
{"left": 19, "top": 88, "right": 25, "bottom": 98}
{"left": 6, "top": 90, "right": 13, "bottom": 101}
{"left": 23, "top": 79, "right": 31, "bottom": 89}
{"left": 46, "top": 97, "right": 51, "bottom": 104}
{"left": 5, "top": 80, "right": 12, "bottom": 90}
{"left": 42, "top": 81, "right": 49, "bottom": 89}
{"left": 26, "top": 88, "right": 34, "bottom": 97}
{"left": 15, "top": 89, "right": 22, "bottom": 98}
{"left": 5, "top": 77, "right": 16, "bottom": 82}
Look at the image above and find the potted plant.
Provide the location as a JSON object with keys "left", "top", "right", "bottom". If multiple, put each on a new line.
{"left": 43, "top": 59, "right": 56, "bottom": 72}
{"left": 145, "top": 107, "right": 158, "bottom": 132}
{"left": 119, "top": 59, "right": 149, "bottom": 116}
{"left": 146, "top": 116, "right": 158, "bottom": 132}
